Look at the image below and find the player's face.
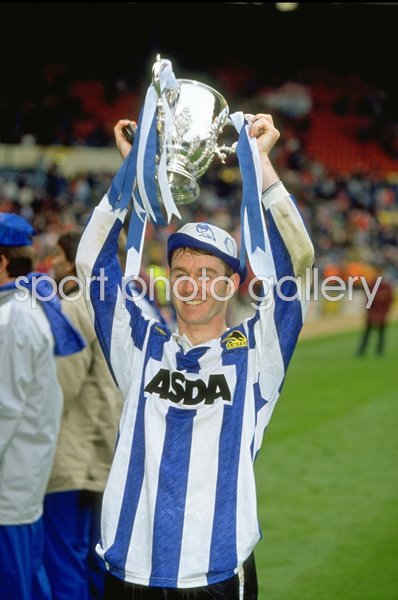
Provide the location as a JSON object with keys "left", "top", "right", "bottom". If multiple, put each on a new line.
{"left": 170, "top": 250, "right": 238, "bottom": 329}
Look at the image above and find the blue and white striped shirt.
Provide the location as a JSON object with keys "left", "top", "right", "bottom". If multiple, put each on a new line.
{"left": 76, "top": 182, "right": 314, "bottom": 588}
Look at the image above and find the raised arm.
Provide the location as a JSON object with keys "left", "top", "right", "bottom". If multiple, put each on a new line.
{"left": 249, "top": 113, "right": 314, "bottom": 279}
{"left": 76, "top": 194, "right": 153, "bottom": 398}
{"left": 245, "top": 114, "right": 315, "bottom": 383}
{"left": 76, "top": 116, "right": 159, "bottom": 396}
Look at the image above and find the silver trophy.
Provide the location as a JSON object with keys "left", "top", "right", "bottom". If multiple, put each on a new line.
{"left": 152, "top": 55, "right": 236, "bottom": 205}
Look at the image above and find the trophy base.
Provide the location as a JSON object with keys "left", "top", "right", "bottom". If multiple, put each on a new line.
{"left": 167, "top": 165, "right": 200, "bottom": 205}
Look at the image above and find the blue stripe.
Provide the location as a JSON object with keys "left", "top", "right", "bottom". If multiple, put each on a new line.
{"left": 176, "top": 346, "right": 209, "bottom": 373}
{"left": 124, "top": 300, "right": 150, "bottom": 351}
{"left": 143, "top": 112, "right": 165, "bottom": 225}
{"left": 91, "top": 219, "right": 124, "bottom": 381}
{"left": 267, "top": 209, "right": 303, "bottom": 370}
{"left": 108, "top": 107, "right": 143, "bottom": 211}
{"left": 90, "top": 217, "right": 151, "bottom": 374}
{"left": 207, "top": 347, "right": 248, "bottom": 584}
{"left": 236, "top": 126, "right": 265, "bottom": 273}
{"left": 103, "top": 351, "right": 150, "bottom": 576}
{"left": 253, "top": 380, "right": 268, "bottom": 415}
{"left": 148, "top": 322, "right": 172, "bottom": 361}
{"left": 246, "top": 309, "right": 260, "bottom": 350}
{"left": 149, "top": 407, "right": 196, "bottom": 586}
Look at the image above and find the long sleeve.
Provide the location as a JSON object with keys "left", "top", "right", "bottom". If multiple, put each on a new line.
{"left": 76, "top": 194, "right": 155, "bottom": 398}
{"left": 244, "top": 181, "right": 314, "bottom": 454}
{"left": 262, "top": 180, "right": 314, "bottom": 280}
{"left": 249, "top": 181, "right": 314, "bottom": 364}
{"left": 261, "top": 180, "right": 314, "bottom": 361}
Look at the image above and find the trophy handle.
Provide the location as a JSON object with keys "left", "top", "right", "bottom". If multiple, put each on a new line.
{"left": 214, "top": 113, "right": 257, "bottom": 162}
{"left": 214, "top": 142, "right": 237, "bottom": 163}
{"left": 213, "top": 118, "right": 238, "bottom": 163}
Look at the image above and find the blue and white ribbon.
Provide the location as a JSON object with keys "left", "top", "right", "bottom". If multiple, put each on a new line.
{"left": 136, "top": 59, "right": 181, "bottom": 224}
{"left": 107, "top": 58, "right": 182, "bottom": 278}
{"left": 230, "top": 111, "right": 275, "bottom": 280}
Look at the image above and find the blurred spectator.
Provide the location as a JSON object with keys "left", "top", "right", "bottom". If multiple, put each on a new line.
{"left": 0, "top": 213, "right": 84, "bottom": 600}
{"left": 356, "top": 266, "right": 395, "bottom": 356}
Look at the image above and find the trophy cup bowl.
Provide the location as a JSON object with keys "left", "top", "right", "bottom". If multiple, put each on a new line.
{"left": 159, "top": 79, "right": 232, "bottom": 205}
{"left": 152, "top": 56, "right": 236, "bottom": 205}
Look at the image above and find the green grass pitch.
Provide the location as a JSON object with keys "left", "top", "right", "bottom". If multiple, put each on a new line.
{"left": 254, "top": 323, "right": 398, "bottom": 599}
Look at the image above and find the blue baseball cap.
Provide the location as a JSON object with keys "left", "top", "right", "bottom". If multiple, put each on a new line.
{"left": 167, "top": 222, "right": 247, "bottom": 284}
{"left": 0, "top": 213, "right": 36, "bottom": 246}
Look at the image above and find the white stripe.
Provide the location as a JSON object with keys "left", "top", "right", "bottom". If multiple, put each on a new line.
{"left": 77, "top": 194, "right": 126, "bottom": 274}
{"left": 253, "top": 299, "right": 285, "bottom": 390}
{"left": 244, "top": 307, "right": 285, "bottom": 456}
{"left": 108, "top": 288, "right": 137, "bottom": 397}
{"left": 177, "top": 404, "right": 223, "bottom": 585}
{"left": 236, "top": 355, "right": 261, "bottom": 562}
{"left": 125, "top": 247, "right": 144, "bottom": 283}
{"left": 124, "top": 391, "right": 168, "bottom": 584}
{"left": 262, "top": 183, "right": 314, "bottom": 279}
{"left": 76, "top": 196, "right": 137, "bottom": 396}
{"left": 250, "top": 127, "right": 264, "bottom": 200}
{"left": 124, "top": 188, "right": 148, "bottom": 279}
{"left": 262, "top": 184, "right": 314, "bottom": 324}
{"left": 97, "top": 371, "right": 143, "bottom": 558}
{"left": 177, "top": 366, "right": 236, "bottom": 585}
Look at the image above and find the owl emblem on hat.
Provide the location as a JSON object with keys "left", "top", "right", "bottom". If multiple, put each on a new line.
{"left": 196, "top": 223, "right": 216, "bottom": 241}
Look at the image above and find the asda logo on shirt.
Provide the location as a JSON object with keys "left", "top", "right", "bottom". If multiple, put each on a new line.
{"left": 144, "top": 369, "right": 232, "bottom": 406}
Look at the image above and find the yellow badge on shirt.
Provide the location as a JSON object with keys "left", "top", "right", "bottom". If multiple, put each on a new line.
{"left": 222, "top": 330, "right": 248, "bottom": 350}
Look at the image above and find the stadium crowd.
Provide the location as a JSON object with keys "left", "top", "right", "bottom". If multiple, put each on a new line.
{"left": 0, "top": 64, "right": 397, "bottom": 298}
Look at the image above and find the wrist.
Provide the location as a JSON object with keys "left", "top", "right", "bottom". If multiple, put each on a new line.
{"left": 260, "top": 154, "right": 279, "bottom": 192}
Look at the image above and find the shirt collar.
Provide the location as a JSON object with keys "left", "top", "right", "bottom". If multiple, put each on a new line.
{"left": 172, "top": 329, "right": 194, "bottom": 351}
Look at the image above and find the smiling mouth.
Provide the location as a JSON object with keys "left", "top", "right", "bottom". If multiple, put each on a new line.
{"left": 184, "top": 299, "right": 205, "bottom": 305}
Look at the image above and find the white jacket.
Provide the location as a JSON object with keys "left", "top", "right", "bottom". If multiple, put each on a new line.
{"left": 0, "top": 286, "right": 63, "bottom": 524}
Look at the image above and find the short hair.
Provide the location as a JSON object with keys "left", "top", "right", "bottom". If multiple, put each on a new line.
{"left": 57, "top": 229, "right": 83, "bottom": 264}
{"left": 171, "top": 247, "right": 234, "bottom": 278}
{"left": 0, "top": 245, "right": 36, "bottom": 277}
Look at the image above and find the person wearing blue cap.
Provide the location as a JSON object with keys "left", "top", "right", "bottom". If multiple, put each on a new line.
{"left": 0, "top": 213, "right": 85, "bottom": 600}
{"left": 75, "top": 113, "right": 315, "bottom": 599}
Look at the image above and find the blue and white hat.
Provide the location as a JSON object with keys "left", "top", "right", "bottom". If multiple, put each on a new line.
{"left": 167, "top": 222, "right": 247, "bottom": 284}
{"left": 0, "top": 213, "right": 36, "bottom": 247}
